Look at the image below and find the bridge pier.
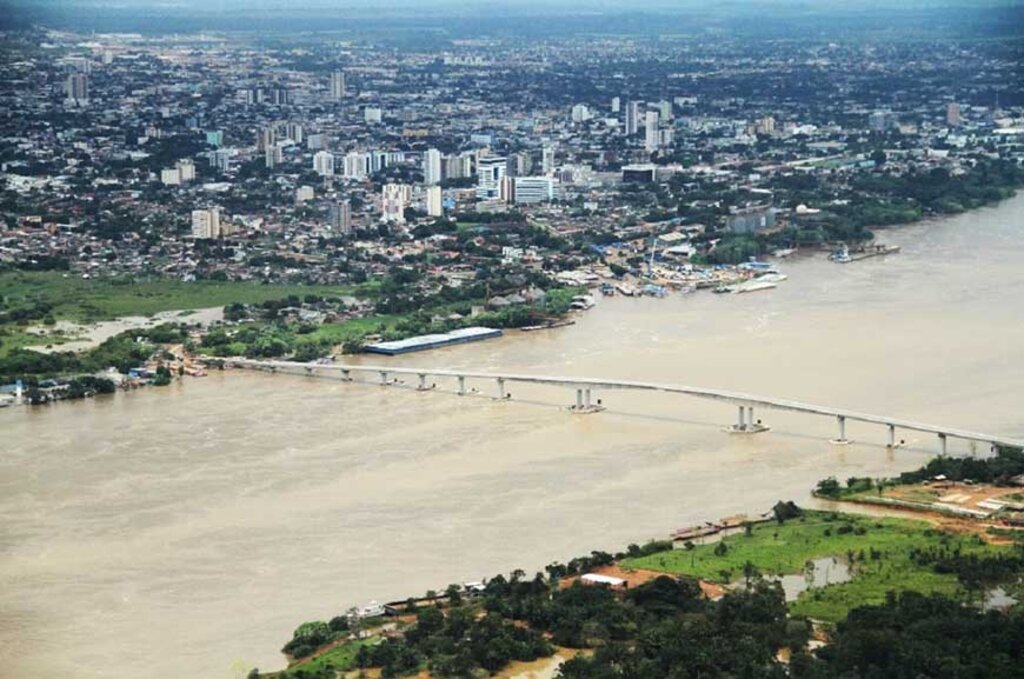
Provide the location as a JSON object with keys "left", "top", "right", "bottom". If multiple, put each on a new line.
{"left": 727, "top": 405, "right": 768, "bottom": 434}
{"left": 379, "top": 371, "right": 388, "bottom": 386}
{"left": 575, "top": 389, "right": 583, "bottom": 410}
{"left": 457, "top": 375, "right": 466, "bottom": 395}
{"left": 341, "top": 369, "right": 352, "bottom": 381}
{"left": 584, "top": 389, "right": 592, "bottom": 408}
{"left": 831, "top": 415, "right": 851, "bottom": 445}
{"left": 496, "top": 378, "right": 506, "bottom": 399}
{"left": 939, "top": 433, "right": 948, "bottom": 456}
{"left": 887, "top": 424, "right": 896, "bottom": 448}
{"left": 418, "top": 373, "right": 428, "bottom": 391}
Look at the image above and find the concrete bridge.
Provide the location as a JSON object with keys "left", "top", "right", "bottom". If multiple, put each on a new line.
{"left": 220, "top": 357, "right": 1024, "bottom": 454}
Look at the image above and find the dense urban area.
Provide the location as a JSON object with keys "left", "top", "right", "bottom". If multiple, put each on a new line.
{"left": 2, "top": 2, "right": 1024, "bottom": 679}
{"left": 2, "top": 25, "right": 1024, "bottom": 401}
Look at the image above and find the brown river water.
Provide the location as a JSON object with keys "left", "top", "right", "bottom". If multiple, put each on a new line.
{"left": 2, "top": 193, "right": 1023, "bottom": 678}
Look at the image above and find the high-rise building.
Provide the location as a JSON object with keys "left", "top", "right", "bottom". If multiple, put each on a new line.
{"left": 541, "top": 146, "right": 556, "bottom": 175}
{"left": 265, "top": 143, "right": 283, "bottom": 169}
{"left": 513, "top": 177, "right": 558, "bottom": 204}
{"left": 364, "top": 106, "right": 383, "bottom": 124}
{"left": 514, "top": 151, "right": 533, "bottom": 177}
{"left": 571, "top": 104, "right": 590, "bottom": 123}
{"left": 644, "top": 110, "right": 660, "bottom": 153}
{"left": 380, "top": 184, "right": 411, "bottom": 223}
{"left": 283, "top": 122, "right": 303, "bottom": 144}
{"left": 205, "top": 130, "right": 223, "bottom": 147}
{"left": 65, "top": 73, "right": 89, "bottom": 104}
{"left": 658, "top": 100, "right": 673, "bottom": 121}
{"left": 625, "top": 101, "right": 642, "bottom": 136}
{"left": 444, "top": 152, "right": 473, "bottom": 179}
{"left": 344, "top": 152, "right": 370, "bottom": 179}
{"left": 426, "top": 186, "right": 443, "bottom": 217}
{"left": 257, "top": 126, "right": 276, "bottom": 152}
{"left": 191, "top": 207, "right": 221, "bottom": 239}
{"left": 177, "top": 159, "right": 195, "bottom": 183}
{"left": 306, "top": 133, "right": 326, "bottom": 151}
{"left": 868, "top": 110, "right": 897, "bottom": 132}
{"left": 423, "top": 148, "right": 443, "bottom": 186}
{"left": 295, "top": 186, "right": 315, "bottom": 203}
{"left": 328, "top": 200, "right": 352, "bottom": 234}
{"left": 947, "top": 102, "right": 962, "bottom": 126}
{"left": 313, "top": 151, "right": 335, "bottom": 177}
{"left": 476, "top": 156, "right": 508, "bottom": 200}
{"left": 611, "top": 97, "right": 621, "bottom": 113}
{"left": 329, "top": 71, "right": 346, "bottom": 101}
{"left": 161, "top": 168, "right": 181, "bottom": 186}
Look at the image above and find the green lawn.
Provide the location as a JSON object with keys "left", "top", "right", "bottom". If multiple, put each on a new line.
{"left": 275, "top": 638, "right": 378, "bottom": 677}
{"left": 622, "top": 511, "right": 1009, "bottom": 622}
{"left": 0, "top": 271, "right": 355, "bottom": 322}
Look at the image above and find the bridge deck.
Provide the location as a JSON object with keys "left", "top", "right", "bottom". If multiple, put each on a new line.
{"left": 222, "top": 358, "right": 1024, "bottom": 448}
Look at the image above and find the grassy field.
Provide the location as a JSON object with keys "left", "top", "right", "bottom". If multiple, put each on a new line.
{"left": 622, "top": 511, "right": 1009, "bottom": 622}
{"left": 272, "top": 638, "right": 377, "bottom": 677}
{"left": 0, "top": 271, "right": 356, "bottom": 322}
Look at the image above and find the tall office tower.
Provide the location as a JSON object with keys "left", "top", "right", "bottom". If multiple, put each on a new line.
{"left": 364, "top": 106, "right": 383, "bottom": 124}
{"left": 499, "top": 175, "right": 515, "bottom": 204}
{"left": 445, "top": 152, "right": 473, "bottom": 179}
{"left": 176, "top": 159, "right": 196, "bottom": 183}
{"left": 947, "top": 102, "right": 962, "bottom": 126}
{"left": 380, "top": 184, "right": 411, "bottom": 223}
{"left": 658, "top": 100, "right": 673, "bottom": 121}
{"left": 570, "top": 104, "right": 590, "bottom": 123}
{"left": 191, "top": 207, "right": 221, "bottom": 239}
{"left": 344, "top": 152, "right": 369, "bottom": 179}
{"left": 329, "top": 71, "right": 346, "bottom": 101}
{"left": 426, "top": 185, "right": 443, "bottom": 217}
{"left": 65, "top": 73, "right": 89, "bottom": 103}
{"left": 423, "top": 148, "right": 443, "bottom": 185}
{"left": 265, "top": 143, "right": 283, "bottom": 169}
{"left": 313, "top": 151, "right": 335, "bottom": 177}
{"left": 625, "top": 100, "right": 642, "bottom": 136}
{"left": 611, "top": 97, "right": 621, "bottom": 113}
{"left": 284, "top": 122, "right": 303, "bottom": 144}
{"left": 476, "top": 155, "right": 508, "bottom": 200}
{"left": 541, "top": 145, "right": 556, "bottom": 175}
{"left": 328, "top": 200, "right": 352, "bottom": 234}
{"left": 644, "top": 111, "right": 660, "bottom": 153}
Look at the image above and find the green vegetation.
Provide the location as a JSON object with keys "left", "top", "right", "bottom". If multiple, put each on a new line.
{"left": 795, "top": 592, "right": 1024, "bottom": 679}
{"left": 0, "top": 271, "right": 354, "bottom": 324}
{"left": 0, "top": 323, "right": 189, "bottom": 384}
{"left": 622, "top": 511, "right": 1014, "bottom": 622}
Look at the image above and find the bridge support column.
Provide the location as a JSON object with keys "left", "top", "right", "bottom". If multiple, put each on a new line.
{"left": 418, "top": 373, "right": 427, "bottom": 391}
{"left": 575, "top": 389, "right": 583, "bottom": 410}
{"left": 379, "top": 371, "right": 388, "bottom": 386}
{"left": 831, "top": 415, "right": 851, "bottom": 445}
{"left": 737, "top": 406, "right": 746, "bottom": 430}
{"left": 939, "top": 433, "right": 948, "bottom": 456}
{"left": 457, "top": 376, "right": 466, "bottom": 395}
{"left": 341, "top": 369, "right": 351, "bottom": 381}
{"left": 746, "top": 407, "right": 754, "bottom": 429}
{"left": 888, "top": 425, "right": 896, "bottom": 448}
{"left": 496, "top": 378, "right": 506, "bottom": 399}
{"left": 584, "top": 389, "right": 592, "bottom": 408}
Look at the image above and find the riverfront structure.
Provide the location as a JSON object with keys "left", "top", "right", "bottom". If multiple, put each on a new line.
{"left": 223, "top": 359, "right": 1024, "bottom": 455}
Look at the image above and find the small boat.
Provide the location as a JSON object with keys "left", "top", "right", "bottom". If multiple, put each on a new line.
{"left": 570, "top": 295, "right": 596, "bottom": 310}
{"left": 520, "top": 320, "right": 576, "bottom": 332}
{"left": 732, "top": 281, "right": 777, "bottom": 294}
{"left": 829, "top": 243, "right": 852, "bottom": 263}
